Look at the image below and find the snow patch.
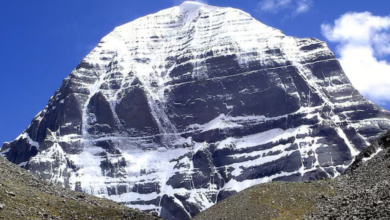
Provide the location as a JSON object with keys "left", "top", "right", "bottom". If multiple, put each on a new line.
{"left": 362, "top": 148, "right": 383, "bottom": 163}
{"left": 16, "top": 132, "right": 40, "bottom": 149}
{"left": 18, "top": 161, "right": 28, "bottom": 167}
{"left": 0, "top": 148, "right": 10, "bottom": 156}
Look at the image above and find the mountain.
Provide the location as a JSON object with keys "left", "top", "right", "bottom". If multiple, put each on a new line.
{"left": 0, "top": 155, "right": 159, "bottom": 219}
{"left": 2, "top": 1, "right": 390, "bottom": 219}
{"left": 194, "top": 131, "right": 390, "bottom": 220}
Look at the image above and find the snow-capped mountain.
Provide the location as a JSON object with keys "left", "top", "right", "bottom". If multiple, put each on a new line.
{"left": 2, "top": 1, "right": 390, "bottom": 219}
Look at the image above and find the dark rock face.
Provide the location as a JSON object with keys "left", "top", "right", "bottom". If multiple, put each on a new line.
{"left": 160, "top": 195, "right": 192, "bottom": 220}
{"left": 115, "top": 86, "right": 160, "bottom": 136}
{"left": 2, "top": 2, "right": 390, "bottom": 220}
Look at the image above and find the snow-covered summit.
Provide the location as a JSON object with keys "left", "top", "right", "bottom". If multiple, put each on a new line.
{"left": 177, "top": 1, "right": 218, "bottom": 20}
{"left": 179, "top": 1, "right": 207, "bottom": 7}
{"left": 2, "top": 2, "right": 390, "bottom": 220}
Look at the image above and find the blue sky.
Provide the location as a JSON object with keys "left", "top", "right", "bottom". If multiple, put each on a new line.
{"left": 0, "top": 0, "right": 390, "bottom": 144}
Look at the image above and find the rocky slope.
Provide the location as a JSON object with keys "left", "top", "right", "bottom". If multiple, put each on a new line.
{"left": 194, "top": 180, "right": 334, "bottom": 220}
{"left": 0, "top": 155, "right": 159, "bottom": 220}
{"left": 194, "top": 131, "right": 390, "bottom": 219}
{"left": 310, "top": 130, "right": 390, "bottom": 219}
{"left": 2, "top": 1, "right": 390, "bottom": 219}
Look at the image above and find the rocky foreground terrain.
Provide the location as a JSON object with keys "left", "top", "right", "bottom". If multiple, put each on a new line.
{"left": 0, "top": 156, "right": 160, "bottom": 220}
{"left": 194, "top": 131, "right": 390, "bottom": 220}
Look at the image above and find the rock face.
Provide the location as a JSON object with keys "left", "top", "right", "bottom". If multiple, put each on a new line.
{"left": 2, "top": 1, "right": 390, "bottom": 219}
{"left": 194, "top": 131, "right": 390, "bottom": 220}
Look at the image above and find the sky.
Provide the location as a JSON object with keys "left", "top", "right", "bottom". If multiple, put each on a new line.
{"left": 0, "top": 0, "right": 390, "bottom": 144}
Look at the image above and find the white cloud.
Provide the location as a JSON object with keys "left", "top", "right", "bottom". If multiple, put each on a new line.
{"left": 257, "top": 0, "right": 312, "bottom": 16}
{"left": 294, "top": 0, "right": 311, "bottom": 15}
{"left": 257, "top": 0, "right": 292, "bottom": 13}
{"left": 173, "top": 0, "right": 209, "bottom": 5}
{"left": 322, "top": 12, "right": 390, "bottom": 104}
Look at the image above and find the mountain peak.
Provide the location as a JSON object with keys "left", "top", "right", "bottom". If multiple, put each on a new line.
{"left": 3, "top": 2, "right": 390, "bottom": 220}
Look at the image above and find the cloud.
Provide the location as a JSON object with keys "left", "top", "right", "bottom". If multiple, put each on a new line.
{"left": 173, "top": 0, "right": 209, "bottom": 5}
{"left": 257, "top": 0, "right": 312, "bottom": 16}
{"left": 322, "top": 12, "right": 390, "bottom": 104}
{"left": 294, "top": 0, "right": 312, "bottom": 15}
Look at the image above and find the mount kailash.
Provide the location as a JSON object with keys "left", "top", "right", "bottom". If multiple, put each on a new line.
{"left": 2, "top": 1, "right": 390, "bottom": 219}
